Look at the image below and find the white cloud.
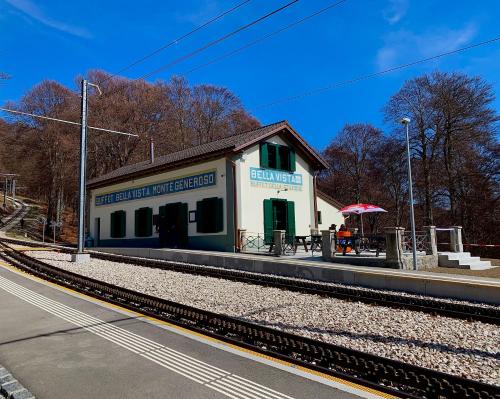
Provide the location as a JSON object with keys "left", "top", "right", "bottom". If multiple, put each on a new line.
{"left": 383, "top": 0, "right": 409, "bottom": 25}
{"left": 376, "top": 23, "right": 477, "bottom": 70}
{"left": 5, "top": 0, "right": 91, "bottom": 38}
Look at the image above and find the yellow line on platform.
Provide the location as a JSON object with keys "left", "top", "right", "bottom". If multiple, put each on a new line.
{"left": 0, "top": 259, "right": 398, "bottom": 399}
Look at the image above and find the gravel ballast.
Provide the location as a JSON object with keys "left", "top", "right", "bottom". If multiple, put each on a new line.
{"left": 26, "top": 251, "right": 500, "bottom": 386}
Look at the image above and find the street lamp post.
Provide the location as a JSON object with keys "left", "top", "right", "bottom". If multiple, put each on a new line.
{"left": 400, "top": 117, "right": 417, "bottom": 270}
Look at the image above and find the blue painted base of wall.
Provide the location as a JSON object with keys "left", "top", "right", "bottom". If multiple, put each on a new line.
{"left": 96, "top": 235, "right": 234, "bottom": 252}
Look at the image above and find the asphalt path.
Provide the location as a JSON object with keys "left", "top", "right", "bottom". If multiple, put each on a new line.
{"left": 0, "top": 261, "right": 390, "bottom": 399}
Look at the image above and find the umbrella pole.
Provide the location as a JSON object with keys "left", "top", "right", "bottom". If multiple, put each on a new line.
{"left": 360, "top": 213, "right": 364, "bottom": 237}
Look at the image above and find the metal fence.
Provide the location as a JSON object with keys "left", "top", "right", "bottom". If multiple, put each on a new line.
{"left": 239, "top": 232, "right": 323, "bottom": 257}
{"left": 402, "top": 231, "right": 431, "bottom": 253}
{"left": 239, "top": 232, "right": 272, "bottom": 253}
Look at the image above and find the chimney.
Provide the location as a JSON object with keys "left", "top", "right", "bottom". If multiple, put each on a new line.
{"left": 150, "top": 137, "right": 155, "bottom": 164}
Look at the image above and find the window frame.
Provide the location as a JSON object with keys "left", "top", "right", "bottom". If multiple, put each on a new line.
{"left": 260, "top": 142, "right": 295, "bottom": 172}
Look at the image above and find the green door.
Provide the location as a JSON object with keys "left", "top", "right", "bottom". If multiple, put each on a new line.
{"left": 263, "top": 199, "right": 295, "bottom": 244}
{"left": 263, "top": 199, "right": 273, "bottom": 244}
{"left": 164, "top": 202, "right": 188, "bottom": 248}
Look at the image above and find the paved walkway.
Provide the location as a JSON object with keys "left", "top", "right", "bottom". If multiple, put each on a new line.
{"left": 0, "top": 261, "right": 387, "bottom": 399}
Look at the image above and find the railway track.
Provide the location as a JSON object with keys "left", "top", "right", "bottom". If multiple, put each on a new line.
{"left": 0, "top": 239, "right": 499, "bottom": 399}
{"left": 2, "top": 236, "right": 498, "bottom": 325}
{"left": 0, "top": 200, "right": 26, "bottom": 230}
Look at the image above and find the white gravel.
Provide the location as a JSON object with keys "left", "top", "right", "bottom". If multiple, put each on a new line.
{"left": 27, "top": 250, "right": 500, "bottom": 386}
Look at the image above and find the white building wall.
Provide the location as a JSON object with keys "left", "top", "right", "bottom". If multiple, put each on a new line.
{"left": 316, "top": 196, "right": 344, "bottom": 230}
{"left": 89, "top": 158, "right": 227, "bottom": 241}
{"left": 236, "top": 136, "right": 315, "bottom": 236}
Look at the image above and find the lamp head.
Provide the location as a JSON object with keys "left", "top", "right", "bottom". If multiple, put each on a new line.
{"left": 400, "top": 117, "right": 410, "bottom": 125}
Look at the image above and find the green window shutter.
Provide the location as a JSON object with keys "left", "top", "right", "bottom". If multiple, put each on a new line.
{"left": 276, "top": 145, "right": 282, "bottom": 170}
{"left": 135, "top": 209, "right": 141, "bottom": 237}
{"left": 146, "top": 207, "right": 153, "bottom": 236}
{"left": 196, "top": 200, "right": 205, "bottom": 233}
{"left": 196, "top": 198, "right": 223, "bottom": 233}
{"left": 286, "top": 201, "right": 296, "bottom": 240}
{"left": 110, "top": 212, "right": 116, "bottom": 238}
{"left": 215, "top": 198, "right": 223, "bottom": 232}
{"left": 263, "top": 199, "right": 273, "bottom": 244}
{"left": 159, "top": 205, "right": 166, "bottom": 217}
{"left": 181, "top": 203, "right": 188, "bottom": 246}
{"left": 289, "top": 149, "right": 296, "bottom": 172}
{"left": 135, "top": 207, "right": 152, "bottom": 237}
{"left": 260, "top": 143, "right": 269, "bottom": 168}
{"left": 119, "top": 210, "right": 126, "bottom": 238}
{"left": 277, "top": 146, "right": 288, "bottom": 170}
{"left": 317, "top": 210, "right": 322, "bottom": 225}
{"left": 268, "top": 144, "right": 277, "bottom": 169}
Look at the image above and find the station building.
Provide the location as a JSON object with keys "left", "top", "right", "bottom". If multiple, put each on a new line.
{"left": 87, "top": 121, "right": 344, "bottom": 252}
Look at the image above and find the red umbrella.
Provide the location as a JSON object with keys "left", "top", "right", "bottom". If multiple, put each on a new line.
{"left": 339, "top": 203, "right": 387, "bottom": 214}
{"left": 338, "top": 203, "right": 387, "bottom": 236}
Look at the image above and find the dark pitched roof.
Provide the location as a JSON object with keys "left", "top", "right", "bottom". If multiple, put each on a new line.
{"left": 317, "top": 189, "right": 344, "bottom": 210}
{"left": 88, "top": 121, "right": 328, "bottom": 189}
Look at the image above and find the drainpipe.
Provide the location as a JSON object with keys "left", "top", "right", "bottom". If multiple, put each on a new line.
{"left": 227, "top": 158, "right": 239, "bottom": 251}
{"left": 313, "top": 173, "right": 319, "bottom": 229}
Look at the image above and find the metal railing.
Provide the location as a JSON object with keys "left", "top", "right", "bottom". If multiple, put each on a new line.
{"left": 282, "top": 234, "right": 322, "bottom": 257}
{"left": 239, "top": 232, "right": 322, "bottom": 257}
{"left": 402, "top": 231, "right": 431, "bottom": 253}
{"left": 239, "top": 232, "right": 272, "bottom": 253}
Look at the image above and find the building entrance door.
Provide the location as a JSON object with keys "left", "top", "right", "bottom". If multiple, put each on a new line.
{"left": 263, "top": 199, "right": 295, "bottom": 243}
{"left": 160, "top": 202, "right": 188, "bottom": 248}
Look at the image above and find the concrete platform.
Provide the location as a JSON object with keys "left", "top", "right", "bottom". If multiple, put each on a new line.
{"left": 93, "top": 247, "right": 500, "bottom": 305}
{"left": 0, "top": 262, "right": 376, "bottom": 399}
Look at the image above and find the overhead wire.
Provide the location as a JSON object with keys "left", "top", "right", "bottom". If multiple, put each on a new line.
{"left": 182, "top": 0, "right": 348, "bottom": 76}
{"left": 101, "top": 0, "right": 300, "bottom": 100}
{"left": 253, "top": 36, "right": 500, "bottom": 110}
{"left": 100, "top": 0, "right": 252, "bottom": 85}
{"left": 136, "top": 0, "right": 300, "bottom": 81}
{"left": 0, "top": 107, "right": 139, "bottom": 137}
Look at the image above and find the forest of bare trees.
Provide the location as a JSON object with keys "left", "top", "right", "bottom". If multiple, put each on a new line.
{"left": 0, "top": 71, "right": 259, "bottom": 232}
{"left": 320, "top": 71, "right": 499, "bottom": 246}
{"left": 1, "top": 70, "right": 498, "bottom": 246}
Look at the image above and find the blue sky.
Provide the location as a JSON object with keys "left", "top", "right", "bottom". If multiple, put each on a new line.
{"left": 1, "top": 0, "right": 499, "bottom": 150}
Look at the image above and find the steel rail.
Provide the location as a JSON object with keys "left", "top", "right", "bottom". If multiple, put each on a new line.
{"left": 0, "top": 201, "right": 26, "bottom": 229}
{"left": 0, "top": 241, "right": 498, "bottom": 399}
{"left": 1, "top": 236, "right": 499, "bottom": 325}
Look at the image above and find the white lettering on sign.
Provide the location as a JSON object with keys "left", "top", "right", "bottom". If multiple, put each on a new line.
{"left": 249, "top": 167, "right": 303, "bottom": 187}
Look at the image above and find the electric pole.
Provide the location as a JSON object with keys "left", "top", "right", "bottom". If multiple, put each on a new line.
{"left": 72, "top": 80, "right": 90, "bottom": 262}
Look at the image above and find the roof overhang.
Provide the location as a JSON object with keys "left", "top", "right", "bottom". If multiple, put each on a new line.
{"left": 233, "top": 123, "right": 329, "bottom": 170}
{"left": 87, "top": 148, "right": 230, "bottom": 190}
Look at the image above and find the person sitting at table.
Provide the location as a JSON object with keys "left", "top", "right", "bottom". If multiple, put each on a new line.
{"left": 339, "top": 224, "right": 347, "bottom": 231}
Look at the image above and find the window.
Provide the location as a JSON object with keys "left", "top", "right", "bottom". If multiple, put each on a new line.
{"left": 135, "top": 207, "right": 153, "bottom": 237}
{"left": 260, "top": 143, "right": 296, "bottom": 172}
{"left": 110, "top": 210, "right": 126, "bottom": 238}
{"left": 317, "top": 210, "right": 322, "bottom": 225}
{"left": 196, "top": 197, "right": 223, "bottom": 233}
{"left": 268, "top": 144, "right": 277, "bottom": 169}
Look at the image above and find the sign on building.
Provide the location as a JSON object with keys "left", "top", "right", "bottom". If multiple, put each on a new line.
{"left": 95, "top": 170, "right": 217, "bottom": 206}
{"left": 249, "top": 167, "right": 303, "bottom": 191}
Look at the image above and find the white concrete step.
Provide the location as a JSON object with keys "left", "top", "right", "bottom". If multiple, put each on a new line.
{"left": 443, "top": 252, "right": 478, "bottom": 260}
{"left": 438, "top": 252, "right": 494, "bottom": 270}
